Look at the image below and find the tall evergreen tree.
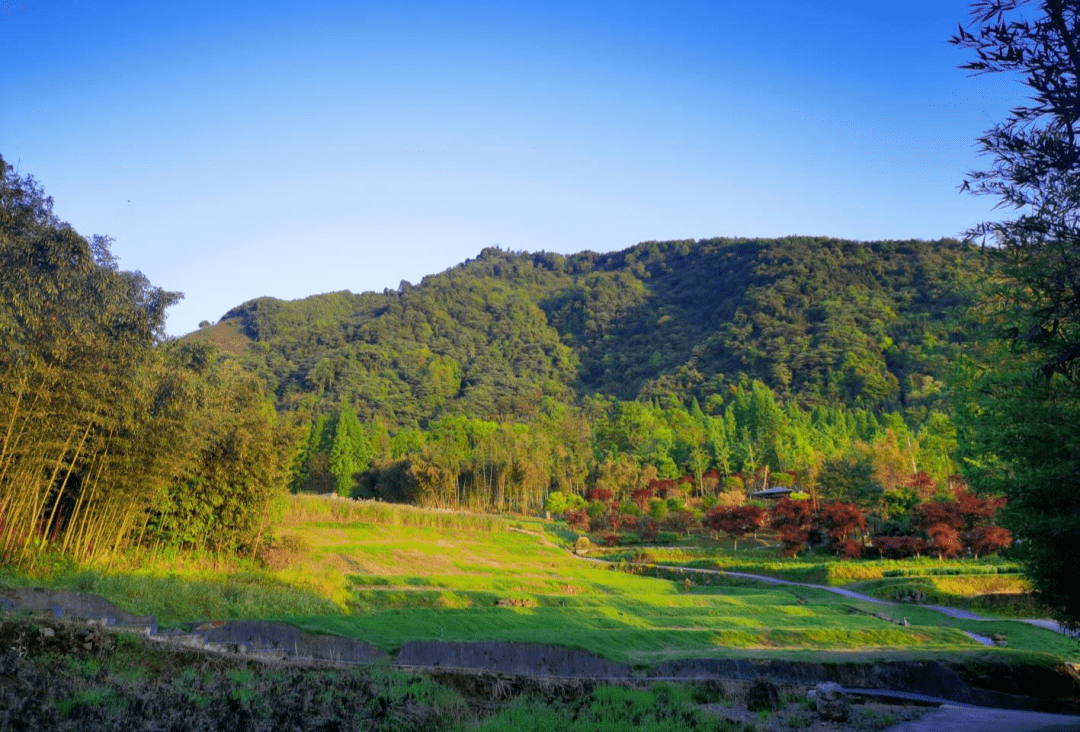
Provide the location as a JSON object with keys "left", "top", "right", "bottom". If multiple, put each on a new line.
{"left": 952, "top": 0, "right": 1080, "bottom": 628}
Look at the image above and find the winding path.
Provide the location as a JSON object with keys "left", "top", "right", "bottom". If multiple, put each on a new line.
{"left": 580, "top": 553, "right": 1080, "bottom": 643}
{"left": 517, "top": 526, "right": 1078, "bottom": 642}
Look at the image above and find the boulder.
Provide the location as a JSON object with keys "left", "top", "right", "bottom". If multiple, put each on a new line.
{"left": 807, "top": 681, "right": 848, "bottom": 722}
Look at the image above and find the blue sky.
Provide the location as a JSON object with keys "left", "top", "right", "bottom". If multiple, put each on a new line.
{"left": 3, "top": 1, "right": 1018, "bottom": 336}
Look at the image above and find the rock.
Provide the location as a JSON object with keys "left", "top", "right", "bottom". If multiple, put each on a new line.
{"left": 807, "top": 681, "right": 848, "bottom": 722}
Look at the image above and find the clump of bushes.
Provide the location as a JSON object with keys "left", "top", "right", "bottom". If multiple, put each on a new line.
{"left": 259, "top": 533, "right": 314, "bottom": 571}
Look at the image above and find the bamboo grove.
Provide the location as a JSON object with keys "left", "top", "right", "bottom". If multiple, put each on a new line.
{"left": 0, "top": 156, "right": 302, "bottom": 567}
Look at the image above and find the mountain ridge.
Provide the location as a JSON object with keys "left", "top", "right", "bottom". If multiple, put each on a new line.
{"left": 193, "top": 235, "right": 988, "bottom": 427}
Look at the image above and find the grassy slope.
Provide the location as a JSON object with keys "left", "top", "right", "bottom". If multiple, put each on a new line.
{"left": 5, "top": 496, "right": 1076, "bottom": 667}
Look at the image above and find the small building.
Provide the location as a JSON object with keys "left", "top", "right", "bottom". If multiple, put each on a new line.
{"left": 748, "top": 486, "right": 795, "bottom": 501}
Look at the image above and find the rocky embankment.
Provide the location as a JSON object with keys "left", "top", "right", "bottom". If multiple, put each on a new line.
{"left": 3, "top": 585, "right": 1080, "bottom": 715}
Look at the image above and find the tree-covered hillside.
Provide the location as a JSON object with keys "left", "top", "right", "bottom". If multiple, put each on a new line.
{"left": 216, "top": 236, "right": 987, "bottom": 426}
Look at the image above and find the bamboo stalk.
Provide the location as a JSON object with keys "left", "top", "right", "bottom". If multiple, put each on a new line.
{"left": 42, "top": 420, "right": 94, "bottom": 550}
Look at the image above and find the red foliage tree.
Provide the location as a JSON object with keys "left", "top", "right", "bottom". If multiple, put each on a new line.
{"left": 912, "top": 500, "right": 964, "bottom": 533}
{"left": 587, "top": 487, "right": 613, "bottom": 503}
{"left": 872, "top": 536, "right": 929, "bottom": 559}
{"left": 703, "top": 505, "right": 765, "bottom": 551}
{"left": 609, "top": 508, "right": 635, "bottom": 534}
{"left": 956, "top": 489, "right": 1006, "bottom": 528}
{"left": 905, "top": 471, "right": 938, "bottom": 501}
{"left": 926, "top": 522, "right": 963, "bottom": 560}
{"left": 770, "top": 497, "right": 814, "bottom": 557}
{"left": 655, "top": 479, "right": 677, "bottom": 498}
{"left": 630, "top": 486, "right": 655, "bottom": 512}
{"left": 564, "top": 508, "right": 589, "bottom": 532}
{"left": 817, "top": 501, "right": 866, "bottom": 559}
{"left": 913, "top": 489, "right": 1009, "bottom": 557}
{"left": 966, "top": 525, "right": 1013, "bottom": 559}
{"left": 833, "top": 539, "right": 864, "bottom": 559}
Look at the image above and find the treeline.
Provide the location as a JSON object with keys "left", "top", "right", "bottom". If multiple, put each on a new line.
{"left": 294, "top": 378, "right": 961, "bottom": 519}
{"left": 565, "top": 485, "right": 1011, "bottom": 560}
{"left": 0, "top": 156, "right": 302, "bottom": 567}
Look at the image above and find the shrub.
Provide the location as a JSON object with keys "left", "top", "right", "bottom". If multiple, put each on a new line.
{"left": 771, "top": 472, "right": 795, "bottom": 487}
{"left": 714, "top": 489, "right": 747, "bottom": 509}
{"left": 834, "top": 539, "right": 863, "bottom": 559}
{"left": 545, "top": 491, "right": 569, "bottom": 516}
{"left": 647, "top": 499, "right": 669, "bottom": 522}
{"left": 260, "top": 534, "right": 313, "bottom": 571}
{"left": 574, "top": 535, "right": 592, "bottom": 554}
{"left": 637, "top": 517, "right": 660, "bottom": 543}
{"left": 664, "top": 509, "right": 696, "bottom": 536}
{"left": 873, "top": 536, "right": 929, "bottom": 559}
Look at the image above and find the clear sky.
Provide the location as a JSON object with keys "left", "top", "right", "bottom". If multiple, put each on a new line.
{"left": 2, "top": 1, "right": 1019, "bottom": 336}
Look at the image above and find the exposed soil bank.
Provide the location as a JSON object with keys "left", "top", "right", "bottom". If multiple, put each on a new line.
{"left": 167, "top": 619, "right": 389, "bottom": 664}
{"left": 4, "top": 586, "right": 1080, "bottom": 714}
{"left": 651, "top": 658, "right": 1080, "bottom": 714}
{"left": 397, "top": 640, "right": 631, "bottom": 677}
{"left": 0, "top": 586, "right": 156, "bottom": 629}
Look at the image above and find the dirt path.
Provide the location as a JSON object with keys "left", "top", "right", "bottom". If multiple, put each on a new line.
{"left": 580, "top": 553, "right": 1079, "bottom": 638}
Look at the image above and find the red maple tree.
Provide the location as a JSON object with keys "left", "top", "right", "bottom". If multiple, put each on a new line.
{"left": 703, "top": 504, "right": 765, "bottom": 551}
{"left": 770, "top": 497, "right": 814, "bottom": 557}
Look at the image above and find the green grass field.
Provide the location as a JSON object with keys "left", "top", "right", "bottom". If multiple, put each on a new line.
{"left": 3, "top": 495, "right": 1076, "bottom": 668}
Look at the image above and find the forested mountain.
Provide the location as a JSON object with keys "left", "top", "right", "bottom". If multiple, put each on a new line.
{"left": 207, "top": 236, "right": 987, "bottom": 426}
{"left": 0, "top": 150, "right": 1007, "bottom": 562}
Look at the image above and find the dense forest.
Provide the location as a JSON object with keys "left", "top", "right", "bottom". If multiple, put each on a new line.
{"left": 185, "top": 236, "right": 991, "bottom": 520}
{"left": 0, "top": 156, "right": 302, "bottom": 567}
{"left": 213, "top": 238, "right": 985, "bottom": 421}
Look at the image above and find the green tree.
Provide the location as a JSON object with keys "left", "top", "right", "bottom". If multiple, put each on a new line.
{"left": 329, "top": 406, "right": 371, "bottom": 497}
{"left": 147, "top": 358, "right": 303, "bottom": 555}
{"left": 952, "top": 0, "right": 1080, "bottom": 627}
{"left": 0, "top": 155, "right": 193, "bottom": 565}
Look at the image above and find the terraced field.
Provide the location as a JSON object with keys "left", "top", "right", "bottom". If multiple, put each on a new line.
{"left": 5, "top": 495, "right": 1077, "bottom": 667}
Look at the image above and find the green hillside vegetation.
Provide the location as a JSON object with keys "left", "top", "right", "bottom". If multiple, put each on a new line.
{"left": 222, "top": 238, "right": 984, "bottom": 420}
{"left": 188, "top": 238, "right": 989, "bottom": 516}
{"left": 184, "top": 317, "right": 253, "bottom": 356}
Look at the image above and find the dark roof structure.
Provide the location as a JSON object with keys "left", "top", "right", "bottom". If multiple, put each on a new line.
{"left": 748, "top": 486, "right": 795, "bottom": 500}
